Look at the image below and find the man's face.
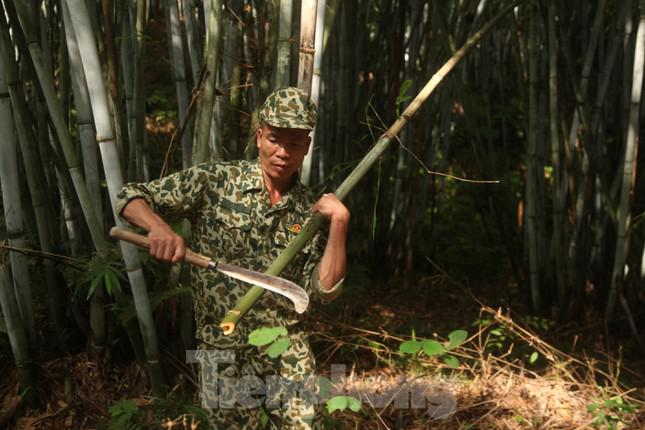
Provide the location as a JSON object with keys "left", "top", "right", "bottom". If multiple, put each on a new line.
{"left": 257, "top": 123, "right": 311, "bottom": 182}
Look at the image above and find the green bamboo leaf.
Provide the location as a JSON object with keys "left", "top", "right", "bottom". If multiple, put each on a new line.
{"left": 248, "top": 327, "right": 287, "bottom": 346}
{"left": 421, "top": 340, "right": 446, "bottom": 356}
{"left": 399, "top": 339, "right": 422, "bottom": 354}
{"left": 318, "top": 376, "right": 332, "bottom": 398}
{"left": 266, "top": 337, "right": 291, "bottom": 358}
{"left": 446, "top": 330, "right": 468, "bottom": 350}
{"left": 326, "top": 396, "right": 349, "bottom": 413}
{"left": 529, "top": 351, "right": 539, "bottom": 364}
{"left": 347, "top": 396, "right": 362, "bottom": 412}
{"left": 104, "top": 271, "right": 113, "bottom": 295}
{"left": 87, "top": 273, "right": 102, "bottom": 299}
{"left": 443, "top": 355, "right": 460, "bottom": 368}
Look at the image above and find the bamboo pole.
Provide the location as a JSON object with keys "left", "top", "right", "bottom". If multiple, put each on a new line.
{"left": 64, "top": 0, "right": 167, "bottom": 396}
{"left": 130, "top": 0, "right": 147, "bottom": 181}
{"left": 10, "top": 0, "right": 108, "bottom": 251}
{"left": 182, "top": 0, "right": 201, "bottom": 85}
{"left": 0, "top": 54, "right": 36, "bottom": 345}
{"left": 192, "top": 0, "right": 223, "bottom": 164}
{"left": 605, "top": 0, "right": 645, "bottom": 320}
{"left": 0, "top": 256, "right": 38, "bottom": 407}
{"left": 297, "top": 0, "right": 317, "bottom": 95}
{"left": 220, "top": 0, "right": 523, "bottom": 334}
{"left": 300, "top": 0, "right": 325, "bottom": 186}
{"left": 548, "top": 0, "right": 567, "bottom": 308}
{"left": 166, "top": 0, "right": 193, "bottom": 168}
{"left": 275, "top": 0, "right": 293, "bottom": 88}
{"left": 0, "top": 21, "right": 67, "bottom": 341}
{"left": 525, "top": 1, "right": 542, "bottom": 313}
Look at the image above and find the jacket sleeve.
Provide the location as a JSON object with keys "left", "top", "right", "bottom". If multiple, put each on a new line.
{"left": 115, "top": 164, "right": 214, "bottom": 221}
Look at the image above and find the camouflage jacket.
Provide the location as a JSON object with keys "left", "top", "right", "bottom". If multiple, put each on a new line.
{"left": 115, "top": 159, "right": 342, "bottom": 348}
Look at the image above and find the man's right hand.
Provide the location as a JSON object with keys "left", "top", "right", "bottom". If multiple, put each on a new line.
{"left": 122, "top": 198, "right": 186, "bottom": 263}
{"left": 148, "top": 225, "right": 186, "bottom": 263}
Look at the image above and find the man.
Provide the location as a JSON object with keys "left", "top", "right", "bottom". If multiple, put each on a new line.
{"left": 115, "top": 87, "right": 349, "bottom": 429}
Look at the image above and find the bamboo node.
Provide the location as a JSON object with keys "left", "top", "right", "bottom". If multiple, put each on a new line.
{"left": 299, "top": 47, "right": 316, "bottom": 54}
{"left": 95, "top": 135, "right": 114, "bottom": 143}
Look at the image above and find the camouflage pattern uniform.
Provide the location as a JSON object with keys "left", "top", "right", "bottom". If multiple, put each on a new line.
{"left": 116, "top": 88, "right": 342, "bottom": 429}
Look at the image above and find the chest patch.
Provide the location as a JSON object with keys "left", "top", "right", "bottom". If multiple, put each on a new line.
{"left": 286, "top": 223, "right": 302, "bottom": 234}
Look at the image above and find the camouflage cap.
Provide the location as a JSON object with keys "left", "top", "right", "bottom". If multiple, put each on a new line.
{"left": 258, "top": 87, "right": 317, "bottom": 130}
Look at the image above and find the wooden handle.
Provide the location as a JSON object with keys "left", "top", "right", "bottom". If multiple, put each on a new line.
{"left": 109, "top": 227, "right": 212, "bottom": 269}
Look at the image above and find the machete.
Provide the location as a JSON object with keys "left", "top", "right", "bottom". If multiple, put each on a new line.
{"left": 109, "top": 227, "right": 309, "bottom": 313}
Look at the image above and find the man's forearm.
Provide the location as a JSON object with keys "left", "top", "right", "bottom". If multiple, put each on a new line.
{"left": 317, "top": 216, "right": 348, "bottom": 290}
{"left": 122, "top": 198, "right": 170, "bottom": 232}
{"left": 121, "top": 198, "right": 186, "bottom": 262}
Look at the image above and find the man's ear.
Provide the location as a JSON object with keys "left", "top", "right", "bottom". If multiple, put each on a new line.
{"left": 256, "top": 127, "right": 262, "bottom": 148}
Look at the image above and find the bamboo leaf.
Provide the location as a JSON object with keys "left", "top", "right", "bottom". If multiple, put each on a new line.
{"left": 422, "top": 340, "right": 446, "bottom": 356}
{"left": 266, "top": 337, "right": 291, "bottom": 358}
{"left": 446, "top": 330, "right": 468, "bottom": 350}
{"left": 529, "top": 351, "right": 539, "bottom": 364}
{"left": 443, "top": 355, "right": 460, "bottom": 368}
{"left": 326, "top": 396, "right": 349, "bottom": 413}
{"left": 347, "top": 396, "right": 362, "bottom": 412}
{"left": 87, "top": 273, "right": 102, "bottom": 300}
{"left": 399, "top": 339, "right": 422, "bottom": 354}
{"left": 248, "top": 327, "right": 287, "bottom": 346}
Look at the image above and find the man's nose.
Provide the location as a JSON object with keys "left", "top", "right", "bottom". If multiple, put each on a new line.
{"left": 276, "top": 144, "right": 289, "bottom": 157}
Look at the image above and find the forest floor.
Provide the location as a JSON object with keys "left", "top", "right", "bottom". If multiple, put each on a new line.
{"left": 2, "top": 14, "right": 644, "bottom": 429}
{"left": 2, "top": 271, "right": 645, "bottom": 429}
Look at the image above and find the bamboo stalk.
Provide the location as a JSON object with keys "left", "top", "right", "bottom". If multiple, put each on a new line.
{"left": 0, "top": 54, "right": 36, "bottom": 345}
{"left": 220, "top": 0, "right": 523, "bottom": 334}
{"left": 192, "top": 0, "right": 223, "bottom": 164}
{"left": 605, "top": 0, "right": 645, "bottom": 320}
{"left": 548, "top": 0, "right": 567, "bottom": 308}
{"left": 275, "top": 0, "right": 293, "bottom": 88}
{"left": 300, "top": 0, "right": 325, "bottom": 186}
{"left": 525, "top": 1, "right": 542, "bottom": 313}
{"left": 0, "top": 257, "right": 38, "bottom": 407}
{"left": 10, "top": 0, "right": 108, "bottom": 251}
{"left": 182, "top": 0, "right": 201, "bottom": 86}
{"left": 130, "top": 0, "right": 147, "bottom": 181}
{"left": 166, "top": 0, "right": 193, "bottom": 168}
{"left": 65, "top": 0, "right": 167, "bottom": 396}
{"left": 297, "top": 0, "right": 317, "bottom": 95}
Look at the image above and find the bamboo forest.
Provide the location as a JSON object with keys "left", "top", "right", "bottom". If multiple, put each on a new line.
{"left": 1, "top": 0, "right": 645, "bottom": 428}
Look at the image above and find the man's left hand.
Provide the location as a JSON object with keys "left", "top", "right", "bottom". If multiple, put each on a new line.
{"left": 312, "top": 193, "right": 350, "bottom": 224}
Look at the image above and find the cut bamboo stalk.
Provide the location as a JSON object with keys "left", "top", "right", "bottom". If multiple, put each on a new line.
{"left": 220, "top": 0, "right": 522, "bottom": 334}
